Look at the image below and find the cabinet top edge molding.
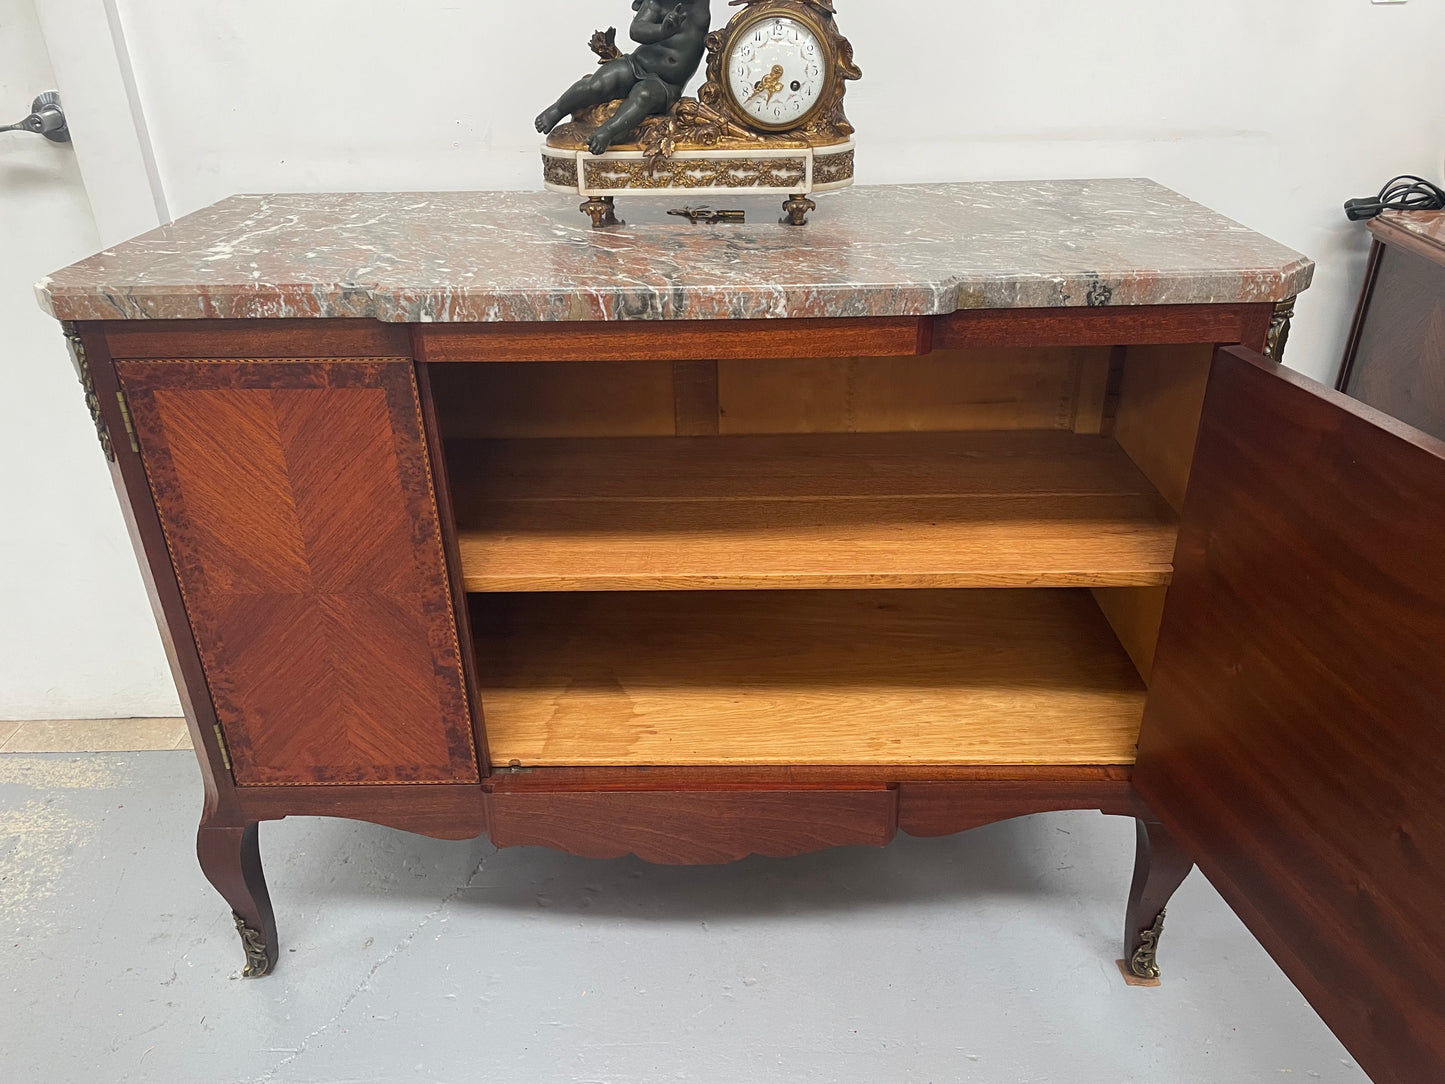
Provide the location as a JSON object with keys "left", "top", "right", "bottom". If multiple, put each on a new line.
{"left": 37, "top": 180, "right": 1313, "bottom": 324}
{"left": 1370, "top": 210, "right": 1445, "bottom": 265}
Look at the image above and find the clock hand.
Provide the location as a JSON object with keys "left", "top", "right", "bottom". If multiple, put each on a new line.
{"left": 744, "top": 65, "right": 787, "bottom": 105}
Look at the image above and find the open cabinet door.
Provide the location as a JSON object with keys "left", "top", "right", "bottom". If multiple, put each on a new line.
{"left": 1135, "top": 347, "right": 1445, "bottom": 1084}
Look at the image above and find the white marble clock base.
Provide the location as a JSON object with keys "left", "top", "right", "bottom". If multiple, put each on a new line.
{"left": 542, "top": 140, "right": 855, "bottom": 227}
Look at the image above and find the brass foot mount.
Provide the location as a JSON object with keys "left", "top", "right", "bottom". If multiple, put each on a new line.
{"left": 781, "top": 193, "right": 816, "bottom": 226}
{"left": 233, "top": 912, "right": 273, "bottom": 978}
{"left": 580, "top": 196, "right": 622, "bottom": 229}
{"left": 1128, "top": 907, "right": 1168, "bottom": 980}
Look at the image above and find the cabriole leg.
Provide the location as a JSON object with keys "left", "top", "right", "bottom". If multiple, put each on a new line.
{"left": 1123, "top": 816, "right": 1194, "bottom": 981}
{"left": 197, "top": 822, "right": 278, "bottom": 978}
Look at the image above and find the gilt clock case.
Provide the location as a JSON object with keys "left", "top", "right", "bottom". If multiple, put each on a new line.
{"left": 542, "top": 0, "right": 860, "bottom": 222}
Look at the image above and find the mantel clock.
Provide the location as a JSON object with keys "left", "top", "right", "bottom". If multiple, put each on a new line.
{"left": 539, "top": 0, "right": 860, "bottom": 227}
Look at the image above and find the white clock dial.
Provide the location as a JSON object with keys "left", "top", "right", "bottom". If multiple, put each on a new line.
{"left": 727, "top": 16, "right": 828, "bottom": 130}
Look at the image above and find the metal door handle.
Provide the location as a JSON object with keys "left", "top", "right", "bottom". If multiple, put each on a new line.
{"left": 1, "top": 92, "right": 70, "bottom": 143}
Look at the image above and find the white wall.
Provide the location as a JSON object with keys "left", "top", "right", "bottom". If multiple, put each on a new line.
{"left": 1, "top": 0, "right": 177, "bottom": 720}
{"left": 114, "top": 0, "right": 1445, "bottom": 381}
{"left": 6, "top": 0, "right": 1442, "bottom": 719}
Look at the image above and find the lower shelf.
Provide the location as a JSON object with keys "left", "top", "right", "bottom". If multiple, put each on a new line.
{"left": 473, "top": 589, "right": 1145, "bottom": 768}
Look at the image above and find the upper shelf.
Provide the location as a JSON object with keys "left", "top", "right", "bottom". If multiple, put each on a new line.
{"left": 449, "top": 430, "right": 1178, "bottom": 593}
{"left": 37, "top": 180, "right": 1313, "bottom": 323}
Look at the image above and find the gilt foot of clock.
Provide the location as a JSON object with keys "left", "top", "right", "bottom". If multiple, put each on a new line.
{"left": 197, "top": 821, "right": 278, "bottom": 978}
{"left": 580, "top": 196, "right": 622, "bottom": 229}
{"left": 1123, "top": 816, "right": 1195, "bottom": 982}
{"left": 781, "top": 193, "right": 816, "bottom": 226}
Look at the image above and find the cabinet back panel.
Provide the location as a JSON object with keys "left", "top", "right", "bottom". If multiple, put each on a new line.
{"left": 430, "top": 360, "right": 676, "bottom": 438}
{"left": 717, "top": 348, "right": 1111, "bottom": 434}
{"left": 431, "top": 347, "right": 1116, "bottom": 439}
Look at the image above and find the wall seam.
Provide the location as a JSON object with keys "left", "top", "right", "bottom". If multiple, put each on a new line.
{"left": 100, "top": 0, "right": 169, "bottom": 224}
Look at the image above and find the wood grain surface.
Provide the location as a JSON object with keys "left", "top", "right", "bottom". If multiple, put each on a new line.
{"left": 415, "top": 316, "right": 930, "bottom": 362}
{"left": 430, "top": 348, "right": 1114, "bottom": 441}
{"left": 416, "top": 362, "right": 492, "bottom": 776}
{"left": 1111, "top": 343, "right": 1215, "bottom": 513}
{"left": 931, "top": 303, "right": 1274, "bottom": 351}
{"left": 429, "top": 360, "right": 678, "bottom": 439}
{"left": 102, "top": 319, "right": 411, "bottom": 360}
{"left": 672, "top": 359, "right": 721, "bottom": 436}
{"left": 487, "top": 789, "right": 898, "bottom": 864}
{"left": 117, "top": 360, "right": 478, "bottom": 785}
{"left": 897, "top": 779, "right": 1134, "bottom": 837}
{"left": 714, "top": 348, "right": 1112, "bottom": 435}
{"left": 473, "top": 589, "right": 1146, "bottom": 767}
{"left": 449, "top": 431, "right": 1177, "bottom": 592}
{"left": 1136, "top": 347, "right": 1445, "bottom": 1084}
{"left": 1337, "top": 241, "right": 1445, "bottom": 442}
{"left": 484, "top": 763, "right": 1135, "bottom": 790}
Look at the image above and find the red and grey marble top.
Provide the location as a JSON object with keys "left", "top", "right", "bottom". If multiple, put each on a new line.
{"left": 38, "top": 180, "right": 1313, "bottom": 323}
{"left": 1373, "top": 210, "right": 1445, "bottom": 257}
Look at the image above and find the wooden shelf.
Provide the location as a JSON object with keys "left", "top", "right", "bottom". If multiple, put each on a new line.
{"left": 474, "top": 589, "right": 1145, "bottom": 767}
{"left": 448, "top": 432, "right": 1177, "bottom": 592}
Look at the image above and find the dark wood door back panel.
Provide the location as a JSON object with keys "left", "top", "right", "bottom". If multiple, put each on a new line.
{"left": 116, "top": 360, "right": 479, "bottom": 786}
{"left": 1136, "top": 347, "right": 1445, "bottom": 1084}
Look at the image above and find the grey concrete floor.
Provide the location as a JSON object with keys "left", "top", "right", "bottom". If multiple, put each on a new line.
{"left": 1, "top": 751, "right": 1368, "bottom": 1084}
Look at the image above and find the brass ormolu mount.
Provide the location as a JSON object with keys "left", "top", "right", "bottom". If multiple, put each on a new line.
{"left": 233, "top": 912, "right": 272, "bottom": 978}
{"left": 1128, "top": 907, "right": 1168, "bottom": 981}
{"left": 1266, "top": 297, "right": 1297, "bottom": 362}
{"left": 782, "top": 194, "right": 817, "bottom": 227}
{"left": 62, "top": 323, "right": 113, "bottom": 462}
{"left": 580, "top": 196, "right": 622, "bottom": 229}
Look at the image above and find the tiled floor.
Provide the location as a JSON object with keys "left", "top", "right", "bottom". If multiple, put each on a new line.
{"left": 0, "top": 717, "right": 190, "bottom": 752}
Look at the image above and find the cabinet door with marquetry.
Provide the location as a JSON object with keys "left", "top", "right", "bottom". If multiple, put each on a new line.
{"left": 116, "top": 359, "right": 480, "bottom": 786}
{"left": 1136, "top": 347, "right": 1445, "bottom": 1084}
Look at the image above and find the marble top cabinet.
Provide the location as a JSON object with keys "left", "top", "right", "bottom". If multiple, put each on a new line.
{"left": 41, "top": 182, "right": 1444, "bottom": 1084}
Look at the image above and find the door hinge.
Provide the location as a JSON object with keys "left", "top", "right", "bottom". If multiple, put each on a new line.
{"left": 115, "top": 391, "right": 140, "bottom": 454}
{"left": 212, "top": 723, "right": 234, "bottom": 772}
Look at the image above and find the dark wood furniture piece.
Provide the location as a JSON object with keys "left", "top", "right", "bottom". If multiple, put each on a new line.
{"left": 1338, "top": 210, "right": 1445, "bottom": 440}
{"left": 43, "top": 185, "right": 1445, "bottom": 1084}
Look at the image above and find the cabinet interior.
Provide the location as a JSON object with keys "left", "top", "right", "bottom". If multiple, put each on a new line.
{"left": 428, "top": 343, "right": 1216, "bottom": 769}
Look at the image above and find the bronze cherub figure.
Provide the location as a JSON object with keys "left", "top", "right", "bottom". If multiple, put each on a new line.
{"left": 536, "top": 0, "right": 712, "bottom": 156}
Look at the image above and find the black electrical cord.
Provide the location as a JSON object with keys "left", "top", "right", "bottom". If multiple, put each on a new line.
{"left": 1344, "top": 175, "right": 1445, "bottom": 221}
